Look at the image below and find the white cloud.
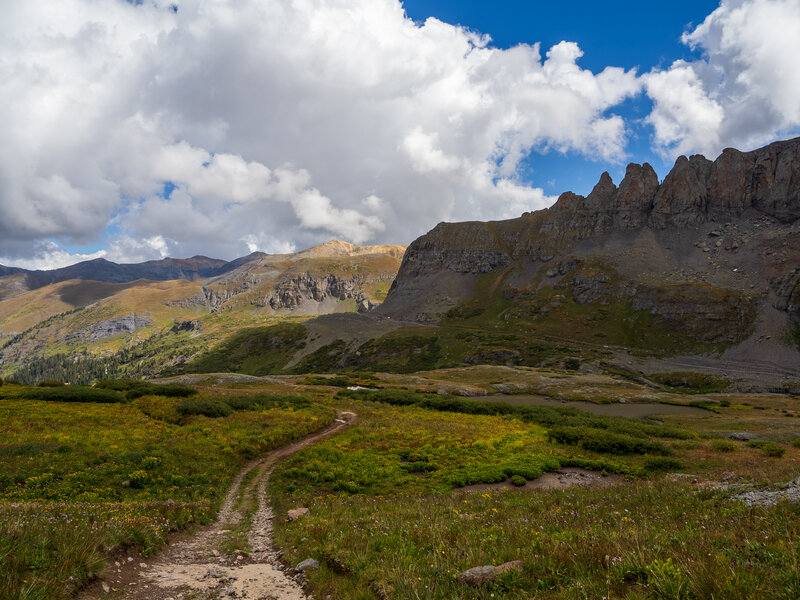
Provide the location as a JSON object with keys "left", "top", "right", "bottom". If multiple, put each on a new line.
{"left": 0, "top": 0, "right": 643, "bottom": 266}
{"left": 644, "top": 0, "right": 800, "bottom": 157}
{"left": 0, "top": 242, "right": 107, "bottom": 271}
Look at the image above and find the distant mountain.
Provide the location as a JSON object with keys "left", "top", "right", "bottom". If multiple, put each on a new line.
{"left": 0, "top": 241, "right": 405, "bottom": 381}
{"left": 2, "top": 255, "right": 237, "bottom": 291}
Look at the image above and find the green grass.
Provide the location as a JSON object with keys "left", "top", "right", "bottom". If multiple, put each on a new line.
{"left": 0, "top": 385, "right": 334, "bottom": 600}
{"left": 274, "top": 480, "right": 800, "bottom": 599}
{"left": 269, "top": 393, "right": 800, "bottom": 600}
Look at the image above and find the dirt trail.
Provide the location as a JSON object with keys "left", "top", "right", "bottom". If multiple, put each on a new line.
{"left": 80, "top": 411, "right": 356, "bottom": 600}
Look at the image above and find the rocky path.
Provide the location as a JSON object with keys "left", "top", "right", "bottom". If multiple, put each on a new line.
{"left": 80, "top": 411, "right": 356, "bottom": 600}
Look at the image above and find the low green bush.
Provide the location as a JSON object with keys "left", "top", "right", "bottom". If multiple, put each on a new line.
{"left": 711, "top": 439, "right": 737, "bottom": 453}
{"left": 749, "top": 441, "right": 785, "bottom": 458}
{"left": 792, "top": 438, "right": 800, "bottom": 449}
{"left": 23, "top": 386, "right": 126, "bottom": 403}
{"left": 37, "top": 380, "right": 65, "bottom": 388}
{"left": 95, "top": 379, "right": 197, "bottom": 399}
{"left": 221, "top": 393, "right": 310, "bottom": 411}
{"left": 176, "top": 397, "right": 232, "bottom": 418}
{"left": 399, "top": 461, "right": 436, "bottom": 473}
{"left": 510, "top": 475, "right": 526, "bottom": 486}
{"left": 643, "top": 457, "right": 684, "bottom": 472}
{"left": 548, "top": 426, "right": 669, "bottom": 456}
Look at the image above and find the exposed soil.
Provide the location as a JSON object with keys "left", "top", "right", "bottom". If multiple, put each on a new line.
{"left": 455, "top": 467, "right": 623, "bottom": 493}
{"left": 78, "top": 411, "right": 356, "bottom": 600}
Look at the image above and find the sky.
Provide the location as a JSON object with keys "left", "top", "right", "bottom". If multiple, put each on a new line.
{"left": 1, "top": 0, "right": 799, "bottom": 270}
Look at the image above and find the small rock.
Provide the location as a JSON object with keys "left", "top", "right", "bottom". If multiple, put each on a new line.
{"left": 287, "top": 507, "right": 310, "bottom": 521}
{"left": 458, "top": 565, "right": 497, "bottom": 586}
{"left": 495, "top": 560, "right": 524, "bottom": 577}
{"left": 139, "top": 562, "right": 147, "bottom": 568}
{"left": 127, "top": 556, "right": 134, "bottom": 562}
{"left": 121, "top": 480, "right": 131, "bottom": 487}
{"left": 296, "top": 558, "right": 320, "bottom": 572}
{"left": 102, "top": 582, "right": 110, "bottom": 593}
{"left": 458, "top": 560, "right": 523, "bottom": 586}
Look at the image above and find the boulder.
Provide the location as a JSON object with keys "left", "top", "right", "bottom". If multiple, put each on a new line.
{"left": 457, "top": 560, "right": 523, "bottom": 586}
{"left": 287, "top": 507, "right": 310, "bottom": 521}
{"left": 295, "top": 558, "right": 320, "bottom": 572}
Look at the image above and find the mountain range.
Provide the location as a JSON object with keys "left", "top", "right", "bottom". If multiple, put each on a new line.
{"left": 2, "top": 137, "right": 799, "bottom": 387}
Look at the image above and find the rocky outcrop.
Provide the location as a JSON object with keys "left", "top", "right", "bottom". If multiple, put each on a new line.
{"left": 66, "top": 313, "right": 154, "bottom": 343}
{"left": 203, "top": 276, "right": 262, "bottom": 310}
{"left": 257, "top": 273, "right": 372, "bottom": 311}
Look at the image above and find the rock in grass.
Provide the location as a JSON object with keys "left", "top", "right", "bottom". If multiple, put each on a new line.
{"left": 458, "top": 560, "right": 523, "bottom": 586}
{"left": 295, "top": 558, "right": 320, "bottom": 572}
{"left": 495, "top": 560, "right": 524, "bottom": 576}
{"left": 287, "top": 507, "right": 310, "bottom": 521}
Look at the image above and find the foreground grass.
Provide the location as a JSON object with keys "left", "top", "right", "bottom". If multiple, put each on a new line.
{"left": 276, "top": 482, "right": 800, "bottom": 599}
{"left": 270, "top": 396, "right": 800, "bottom": 599}
{"left": 0, "top": 384, "right": 334, "bottom": 600}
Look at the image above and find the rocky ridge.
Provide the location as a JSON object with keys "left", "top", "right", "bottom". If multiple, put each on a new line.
{"left": 379, "top": 137, "right": 800, "bottom": 369}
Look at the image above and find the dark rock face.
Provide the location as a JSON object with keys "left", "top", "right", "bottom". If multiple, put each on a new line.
{"left": 170, "top": 319, "right": 201, "bottom": 333}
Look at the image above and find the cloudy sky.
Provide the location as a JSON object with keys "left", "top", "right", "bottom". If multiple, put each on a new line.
{"left": 1, "top": 0, "right": 799, "bottom": 269}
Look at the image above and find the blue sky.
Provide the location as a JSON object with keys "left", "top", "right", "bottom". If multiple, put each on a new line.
{"left": 1, "top": 0, "right": 799, "bottom": 268}
{"left": 403, "top": 0, "right": 722, "bottom": 195}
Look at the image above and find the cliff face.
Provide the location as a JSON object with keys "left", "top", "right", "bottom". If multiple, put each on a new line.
{"left": 380, "top": 137, "right": 800, "bottom": 364}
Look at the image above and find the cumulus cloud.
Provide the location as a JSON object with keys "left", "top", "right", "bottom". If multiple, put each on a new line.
{"left": 0, "top": 0, "right": 645, "bottom": 267}
{"left": 644, "top": 0, "right": 800, "bottom": 157}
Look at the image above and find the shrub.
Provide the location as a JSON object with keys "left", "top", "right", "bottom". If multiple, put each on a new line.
{"left": 37, "top": 380, "right": 65, "bottom": 387}
{"left": 23, "top": 386, "right": 126, "bottom": 403}
{"left": 746, "top": 439, "right": 785, "bottom": 456}
{"left": 759, "top": 442, "right": 785, "bottom": 458}
{"left": 128, "top": 470, "right": 149, "bottom": 489}
{"left": 564, "top": 358, "right": 581, "bottom": 371}
{"left": 510, "top": 475, "right": 527, "bottom": 487}
{"left": 95, "top": 379, "right": 197, "bottom": 399}
{"left": 793, "top": 438, "right": 800, "bottom": 449}
{"left": 548, "top": 426, "right": 669, "bottom": 456}
{"left": 710, "top": 439, "right": 737, "bottom": 453}
{"left": 176, "top": 397, "right": 232, "bottom": 418}
{"left": 222, "top": 393, "right": 311, "bottom": 411}
{"left": 400, "top": 461, "right": 436, "bottom": 473}
{"left": 643, "top": 457, "right": 684, "bottom": 473}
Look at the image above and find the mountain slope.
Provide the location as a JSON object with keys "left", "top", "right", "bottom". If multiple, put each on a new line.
{"left": 0, "top": 241, "right": 405, "bottom": 380}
